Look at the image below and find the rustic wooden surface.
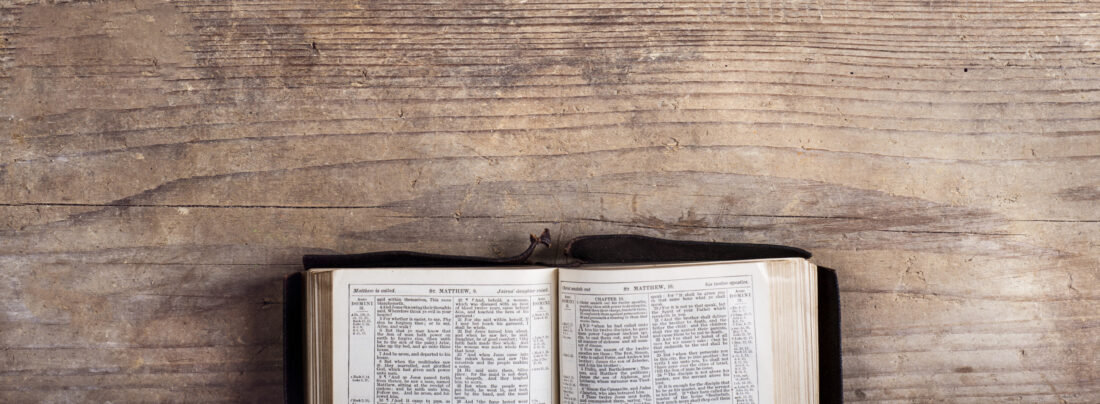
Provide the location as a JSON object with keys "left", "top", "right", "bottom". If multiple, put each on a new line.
{"left": 1, "top": 0, "right": 1098, "bottom": 402}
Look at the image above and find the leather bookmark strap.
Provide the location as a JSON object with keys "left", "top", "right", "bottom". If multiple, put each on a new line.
{"left": 564, "top": 234, "right": 811, "bottom": 264}
{"left": 302, "top": 229, "right": 552, "bottom": 269}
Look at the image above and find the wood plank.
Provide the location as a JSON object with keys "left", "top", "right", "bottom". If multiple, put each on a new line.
{"left": 1, "top": 0, "right": 1098, "bottom": 402}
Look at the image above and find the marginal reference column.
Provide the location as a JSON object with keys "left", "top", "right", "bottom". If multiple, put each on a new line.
{"left": 558, "top": 289, "right": 580, "bottom": 403}
{"left": 727, "top": 280, "right": 759, "bottom": 403}
{"left": 347, "top": 289, "right": 377, "bottom": 404}
{"left": 529, "top": 292, "right": 554, "bottom": 404}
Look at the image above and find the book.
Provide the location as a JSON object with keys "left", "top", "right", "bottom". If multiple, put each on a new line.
{"left": 286, "top": 234, "right": 841, "bottom": 404}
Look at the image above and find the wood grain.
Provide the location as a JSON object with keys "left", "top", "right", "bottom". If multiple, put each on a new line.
{"left": 1, "top": 0, "right": 1097, "bottom": 402}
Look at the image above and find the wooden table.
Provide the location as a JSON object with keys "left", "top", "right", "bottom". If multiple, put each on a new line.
{"left": 2, "top": 0, "right": 1097, "bottom": 402}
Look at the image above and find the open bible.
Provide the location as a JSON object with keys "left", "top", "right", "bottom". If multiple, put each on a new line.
{"left": 286, "top": 234, "right": 841, "bottom": 404}
{"left": 298, "top": 258, "right": 824, "bottom": 404}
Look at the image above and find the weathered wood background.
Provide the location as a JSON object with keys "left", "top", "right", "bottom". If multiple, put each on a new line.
{"left": 1, "top": 0, "right": 1097, "bottom": 402}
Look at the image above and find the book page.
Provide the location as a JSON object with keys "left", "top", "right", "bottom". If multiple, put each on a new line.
{"left": 328, "top": 267, "right": 557, "bottom": 404}
{"left": 558, "top": 262, "right": 774, "bottom": 404}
